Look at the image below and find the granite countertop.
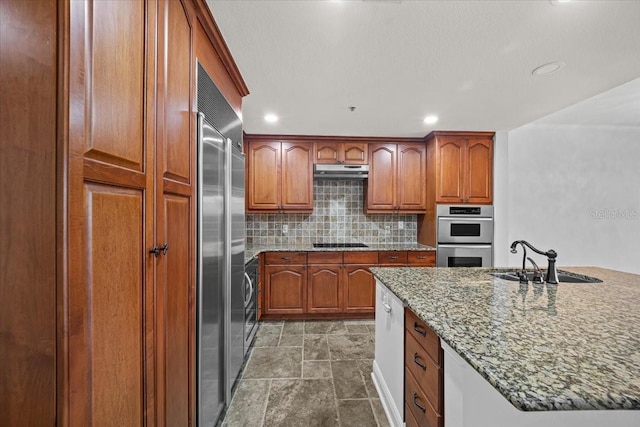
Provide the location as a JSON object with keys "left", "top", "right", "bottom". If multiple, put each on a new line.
{"left": 369, "top": 266, "right": 640, "bottom": 412}
{"left": 244, "top": 243, "right": 435, "bottom": 265}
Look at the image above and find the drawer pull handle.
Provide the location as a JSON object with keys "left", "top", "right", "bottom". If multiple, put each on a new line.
{"left": 387, "top": 256, "right": 398, "bottom": 260}
{"left": 417, "top": 256, "right": 427, "bottom": 259}
{"left": 382, "top": 302, "right": 392, "bottom": 313}
{"left": 413, "top": 393, "right": 426, "bottom": 413}
{"left": 414, "top": 353, "right": 426, "bottom": 371}
{"left": 281, "top": 257, "right": 291, "bottom": 261}
{"left": 413, "top": 322, "right": 427, "bottom": 337}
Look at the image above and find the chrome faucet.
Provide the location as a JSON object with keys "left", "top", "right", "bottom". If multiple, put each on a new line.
{"left": 510, "top": 240, "right": 559, "bottom": 284}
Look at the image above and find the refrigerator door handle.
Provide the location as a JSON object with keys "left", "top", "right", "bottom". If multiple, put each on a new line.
{"left": 244, "top": 272, "right": 253, "bottom": 307}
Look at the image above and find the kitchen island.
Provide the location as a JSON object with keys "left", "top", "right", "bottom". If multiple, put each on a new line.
{"left": 370, "top": 266, "right": 640, "bottom": 427}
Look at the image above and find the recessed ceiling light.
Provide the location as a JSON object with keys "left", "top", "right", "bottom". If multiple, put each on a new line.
{"left": 532, "top": 61, "right": 566, "bottom": 76}
{"left": 423, "top": 115, "right": 439, "bottom": 125}
{"left": 550, "top": 0, "right": 572, "bottom": 5}
{"left": 264, "top": 113, "right": 278, "bottom": 123}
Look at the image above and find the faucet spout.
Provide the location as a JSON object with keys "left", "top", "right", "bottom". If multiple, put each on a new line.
{"left": 509, "top": 240, "right": 559, "bottom": 284}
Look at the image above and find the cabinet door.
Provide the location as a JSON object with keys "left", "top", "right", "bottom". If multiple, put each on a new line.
{"left": 436, "top": 137, "right": 465, "bottom": 204}
{"left": 466, "top": 138, "right": 493, "bottom": 204}
{"left": 67, "top": 0, "right": 156, "bottom": 424}
{"left": 397, "top": 144, "right": 426, "bottom": 211}
{"left": 343, "top": 266, "right": 375, "bottom": 313}
{"left": 307, "top": 266, "right": 342, "bottom": 313}
{"left": 264, "top": 265, "right": 306, "bottom": 314}
{"left": 343, "top": 142, "right": 368, "bottom": 164}
{"left": 367, "top": 144, "right": 396, "bottom": 210}
{"left": 247, "top": 140, "right": 281, "bottom": 210}
{"left": 281, "top": 141, "right": 313, "bottom": 210}
{"left": 156, "top": 0, "right": 194, "bottom": 425}
{"left": 314, "top": 141, "right": 341, "bottom": 164}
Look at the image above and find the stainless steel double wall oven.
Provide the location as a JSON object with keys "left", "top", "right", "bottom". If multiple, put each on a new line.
{"left": 436, "top": 205, "right": 494, "bottom": 267}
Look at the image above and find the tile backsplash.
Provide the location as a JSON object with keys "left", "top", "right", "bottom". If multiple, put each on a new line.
{"left": 246, "top": 180, "right": 417, "bottom": 245}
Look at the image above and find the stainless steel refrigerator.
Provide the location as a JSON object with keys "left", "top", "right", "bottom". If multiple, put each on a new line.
{"left": 196, "top": 63, "right": 245, "bottom": 426}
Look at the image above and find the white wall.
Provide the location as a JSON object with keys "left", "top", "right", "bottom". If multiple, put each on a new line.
{"left": 494, "top": 124, "right": 640, "bottom": 274}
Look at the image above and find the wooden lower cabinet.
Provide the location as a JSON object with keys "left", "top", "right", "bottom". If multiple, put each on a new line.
{"left": 264, "top": 265, "right": 307, "bottom": 314}
{"left": 308, "top": 265, "right": 342, "bottom": 313}
{"left": 343, "top": 265, "right": 376, "bottom": 313}
{"left": 262, "top": 251, "right": 434, "bottom": 319}
{"left": 405, "top": 308, "right": 444, "bottom": 427}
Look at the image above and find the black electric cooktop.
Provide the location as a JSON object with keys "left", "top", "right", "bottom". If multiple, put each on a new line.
{"left": 312, "top": 243, "right": 369, "bottom": 248}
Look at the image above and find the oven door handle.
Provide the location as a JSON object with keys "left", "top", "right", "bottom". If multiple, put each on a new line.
{"left": 244, "top": 272, "right": 254, "bottom": 307}
{"left": 439, "top": 217, "right": 494, "bottom": 222}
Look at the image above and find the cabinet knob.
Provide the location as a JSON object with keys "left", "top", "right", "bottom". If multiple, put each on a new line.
{"left": 161, "top": 243, "right": 169, "bottom": 255}
{"left": 149, "top": 247, "right": 160, "bottom": 257}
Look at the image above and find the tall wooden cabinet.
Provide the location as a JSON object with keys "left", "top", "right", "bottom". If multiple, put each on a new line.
{"left": 418, "top": 131, "right": 494, "bottom": 246}
{"left": 2, "top": 0, "right": 248, "bottom": 425}
{"left": 366, "top": 143, "right": 427, "bottom": 213}
{"left": 246, "top": 139, "right": 314, "bottom": 212}
{"left": 428, "top": 131, "right": 494, "bottom": 204}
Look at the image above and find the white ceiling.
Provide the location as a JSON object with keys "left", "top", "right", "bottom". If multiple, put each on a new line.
{"left": 207, "top": 0, "right": 640, "bottom": 137}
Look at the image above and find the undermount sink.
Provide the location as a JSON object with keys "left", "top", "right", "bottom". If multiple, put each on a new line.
{"left": 489, "top": 270, "right": 602, "bottom": 284}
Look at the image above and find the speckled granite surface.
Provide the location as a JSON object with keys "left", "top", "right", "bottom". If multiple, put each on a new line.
{"left": 370, "top": 266, "right": 640, "bottom": 412}
{"left": 244, "top": 243, "right": 435, "bottom": 265}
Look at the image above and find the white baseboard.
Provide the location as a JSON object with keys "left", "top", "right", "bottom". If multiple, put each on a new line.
{"left": 372, "top": 360, "right": 404, "bottom": 427}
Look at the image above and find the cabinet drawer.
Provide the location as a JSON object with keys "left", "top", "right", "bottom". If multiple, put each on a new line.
{"left": 265, "top": 252, "right": 307, "bottom": 265}
{"left": 407, "top": 251, "right": 436, "bottom": 266}
{"left": 405, "top": 368, "right": 442, "bottom": 427}
{"left": 343, "top": 251, "right": 378, "bottom": 264}
{"left": 405, "top": 309, "right": 441, "bottom": 366}
{"left": 405, "top": 332, "right": 442, "bottom": 411}
{"left": 378, "top": 251, "right": 408, "bottom": 265}
{"left": 307, "top": 251, "right": 343, "bottom": 264}
{"left": 405, "top": 403, "right": 421, "bottom": 427}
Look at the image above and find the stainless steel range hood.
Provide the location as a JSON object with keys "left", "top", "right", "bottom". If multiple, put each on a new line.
{"left": 313, "top": 164, "right": 369, "bottom": 179}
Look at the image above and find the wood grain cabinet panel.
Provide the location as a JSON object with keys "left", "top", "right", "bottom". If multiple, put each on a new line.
{"left": 314, "top": 141, "right": 341, "bottom": 163}
{"left": 367, "top": 143, "right": 426, "bottom": 213}
{"left": 246, "top": 139, "right": 313, "bottom": 212}
{"left": 162, "top": 194, "right": 191, "bottom": 427}
{"left": 247, "top": 141, "right": 281, "bottom": 210}
{"left": 397, "top": 144, "right": 426, "bottom": 210}
{"left": 72, "top": 184, "right": 146, "bottom": 425}
{"left": 86, "top": 0, "right": 146, "bottom": 171}
{"left": 265, "top": 266, "right": 307, "bottom": 314}
{"left": 367, "top": 144, "right": 396, "bottom": 210}
{"left": 308, "top": 266, "right": 342, "bottom": 313}
{"left": 466, "top": 139, "right": 493, "bottom": 204}
{"left": 343, "top": 143, "right": 368, "bottom": 164}
{"left": 313, "top": 142, "right": 367, "bottom": 164}
{"left": 281, "top": 142, "right": 313, "bottom": 209}
{"left": 343, "top": 266, "right": 376, "bottom": 313}
{"left": 436, "top": 137, "right": 465, "bottom": 203}
{"left": 430, "top": 132, "right": 494, "bottom": 205}
{"left": 162, "top": 0, "right": 193, "bottom": 184}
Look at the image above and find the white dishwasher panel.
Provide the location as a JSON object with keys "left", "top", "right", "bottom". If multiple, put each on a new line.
{"left": 373, "top": 279, "right": 405, "bottom": 427}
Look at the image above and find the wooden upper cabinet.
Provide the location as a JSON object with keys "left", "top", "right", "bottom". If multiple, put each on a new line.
{"left": 466, "top": 139, "right": 493, "bottom": 204}
{"left": 436, "top": 137, "right": 465, "bottom": 203}
{"left": 343, "top": 142, "right": 368, "bottom": 164}
{"left": 396, "top": 144, "right": 426, "bottom": 210}
{"left": 246, "top": 139, "right": 313, "bottom": 212}
{"left": 313, "top": 141, "right": 367, "bottom": 164}
{"left": 247, "top": 140, "right": 281, "bottom": 210}
{"left": 367, "top": 144, "right": 396, "bottom": 210}
{"left": 281, "top": 142, "right": 313, "bottom": 209}
{"left": 430, "top": 132, "right": 494, "bottom": 204}
{"left": 367, "top": 143, "right": 426, "bottom": 213}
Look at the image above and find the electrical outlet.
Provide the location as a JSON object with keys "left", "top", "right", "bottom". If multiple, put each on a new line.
{"left": 398, "top": 221, "right": 404, "bottom": 230}
{"left": 282, "top": 224, "right": 288, "bottom": 234}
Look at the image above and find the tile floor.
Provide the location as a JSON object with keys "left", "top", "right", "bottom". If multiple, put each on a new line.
{"left": 221, "top": 320, "right": 390, "bottom": 427}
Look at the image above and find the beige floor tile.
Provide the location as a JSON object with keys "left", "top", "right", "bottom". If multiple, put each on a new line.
{"left": 337, "top": 399, "right": 377, "bottom": 427}
{"left": 302, "top": 360, "right": 332, "bottom": 379}
{"left": 264, "top": 379, "right": 338, "bottom": 427}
